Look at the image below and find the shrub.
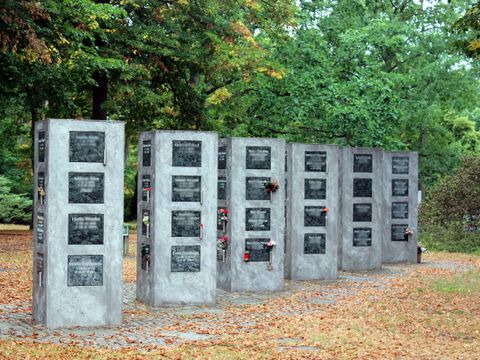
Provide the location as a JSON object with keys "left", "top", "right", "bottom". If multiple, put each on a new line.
{"left": 0, "top": 176, "right": 32, "bottom": 224}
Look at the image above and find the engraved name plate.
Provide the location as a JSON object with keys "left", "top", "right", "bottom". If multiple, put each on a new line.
{"left": 141, "top": 244, "right": 150, "bottom": 270}
{"left": 353, "top": 228, "right": 372, "bottom": 246}
{"left": 245, "top": 208, "right": 271, "bottom": 231}
{"left": 142, "top": 175, "right": 151, "bottom": 201}
{"left": 353, "top": 203, "right": 372, "bottom": 222}
{"left": 38, "top": 131, "right": 45, "bottom": 163}
{"left": 172, "top": 176, "right": 201, "bottom": 202}
{"left": 68, "top": 214, "right": 104, "bottom": 245}
{"left": 36, "top": 253, "right": 43, "bottom": 274}
{"left": 37, "top": 172, "right": 45, "bottom": 201}
{"left": 218, "top": 176, "right": 227, "bottom": 200}
{"left": 305, "top": 151, "right": 327, "bottom": 172}
{"left": 142, "top": 140, "right": 151, "bottom": 166}
{"left": 392, "top": 202, "right": 408, "bottom": 219}
{"left": 392, "top": 179, "right": 409, "bottom": 197}
{"left": 172, "top": 140, "right": 202, "bottom": 167}
{"left": 391, "top": 224, "right": 409, "bottom": 241}
{"left": 171, "top": 211, "right": 201, "bottom": 237}
{"left": 69, "top": 131, "right": 105, "bottom": 163}
{"left": 392, "top": 156, "right": 409, "bottom": 174}
{"left": 246, "top": 146, "right": 271, "bottom": 169}
{"left": 304, "top": 233, "right": 326, "bottom": 254}
{"left": 36, "top": 213, "right": 44, "bottom": 244}
{"left": 67, "top": 255, "right": 103, "bottom": 286}
{"left": 218, "top": 146, "right": 227, "bottom": 170}
{"left": 171, "top": 245, "right": 201, "bottom": 272}
{"left": 304, "top": 206, "right": 326, "bottom": 227}
{"left": 305, "top": 178, "right": 326, "bottom": 200}
{"left": 245, "top": 238, "right": 270, "bottom": 261}
{"left": 246, "top": 177, "right": 270, "bottom": 200}
{"left": 353, "top": 154, "right": 372, "bottom": 173}
{"left": 353, "top": 178, "right": 372, "bottom": 197}
{"left": 68, "top": 172, "right": 104, "bottom": 204}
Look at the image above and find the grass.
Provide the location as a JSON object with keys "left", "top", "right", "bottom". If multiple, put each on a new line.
{"left": 431, "top": 270, "right": 480, "bottom": 295}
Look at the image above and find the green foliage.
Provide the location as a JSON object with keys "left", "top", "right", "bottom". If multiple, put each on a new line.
{"left": 0, "top": 176, "right": 32, "bottom": 224}
{"left": 430, "top": 271, "right": 480, "bottom": 295}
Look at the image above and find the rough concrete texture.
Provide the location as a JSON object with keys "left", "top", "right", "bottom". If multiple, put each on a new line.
{"left": 285, "top": 143, "right": 339, "bottom": 280}
{"left": 33, "top": 119, "right": 124, "bottom": 328}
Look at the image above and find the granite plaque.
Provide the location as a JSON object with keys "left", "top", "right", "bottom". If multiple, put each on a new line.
{"left": 172, "top": 176, "right": 201, "bottom": 202}
{"left": 172, "top": 140, "right": 202, "bottom": 167}
{"left": 218, "top": 146, "right": 227, "bottom": 169}
{"left": 142, "top": 140, "right": 151, "bottom": 166}
{"left": 171, "top": 211, "right": 201, "bottom": 237}
{"left": 218, "top": 176, "right": 226, "bottom": 200}
{"left": 392, "top": 202, "right": 408, "bottom": 219}
{"left": 67, "top": 255, "right": 103, "bottom": 286}
{"left": 37, "top": 172, "right": 45, "bottom": 201}
{"left": 36, "top": 253, "right": 43, "bottom": 273}
{"left": 304, "top": 233, "right": 326, "bottom": 254}
{"left": 68, "top": 172, "right": 104, "bottom": 204}
{"left": 246, "top": 177, "right": 270, "bottom": 200}
{"left": 245, "top": 208, "right": 271, "bottom": 231}
{"left": 304, "top": 178, "right": 326, "bottom": 199}
{"left": 246, "top": 146, "right": 271, "bottom": 169}
{"left": 142, "top": 209, "right": 150, "bottom": 236}
{"left": 69, "top": 131, "right": 105, "bottom": 163}
{"left": 391, "top": 224, "right": 409, "bottom": 241}
{"left": 353, "top": 228, "right": 372, "bottom": 246}
{"left": 304, "top": 206, "right": 326, "bottom": 227}
{"left": 245, "top": 238, "right": 270, "bottom": 262}
{"left": 353, "top": 203, "right": 372, "bottom": 222}
{"left": 142, "top": 175, "right": 151, "bottom": 202}
{"left": 141, "top": 244, "right": 150, "bottom": 270}
{"left": 305, "top": 151, "right": 327, "bottom": 172}
{"left": 68, "top": 214, "right": 104, "bottom": 245}
{"left": 392, "top": 179, "right": 409, "bottom": 197}
{"left": 353, "top": 154, "right": 372, "bottom": 173}
{"left": 38, "top": 131, "right": 45, "bottom": 163}
{"left": 171, "top": 245, "right": 201, "bottom": 272}
{"left": 353, "top": 178, "right": 372, "bottom": 197}
{"left": 36, "top": 213, "right": 44, "bottom": 244}
{"left": 392, "top": 156, "right": 409, "bottom": 174}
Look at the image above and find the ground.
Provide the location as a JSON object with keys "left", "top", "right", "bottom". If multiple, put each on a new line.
{"left": 0, "top": 228, "right": 479, "bottom": 359}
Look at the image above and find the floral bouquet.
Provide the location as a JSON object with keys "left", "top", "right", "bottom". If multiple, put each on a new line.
{"left": 218, "top": 236, "right": 229, "bottom": 250}
{"left": 404, "top": 228, "right": 414, "bottom": 236}
{"left": 217, "top": 208, "right": 229, "bottom": 225}
{"left": 265, "top": 180, "right": 280, "bottom": 193}
{"left": 142, "top": 215, "right": 150, "bottom": 225}
{"left": 264, "top": 239, "right": 276, "bottom": 252}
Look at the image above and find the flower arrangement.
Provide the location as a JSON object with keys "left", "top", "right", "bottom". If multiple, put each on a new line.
{"left": 264, "top": 239, "right": 276, "bottom": 252}
{"left": 218, "top": 235, "right": 228, "bottom": 250}
{"left": 217, "top": 208, "right": 229, "bottom": 225}
{"left": 264, "top": 180, "right": 280, "bottom": 193}
{"left": 404, "top": 228, "right": 414, "bottom": 236}
{"left": 142, "top": 215, "right": 150, "bottom": 225}
{"left": 37, "top": 187, "right": 46, "bottom": 197}
{"left": 323, "top": 207, "right": 330, "bottom": 213}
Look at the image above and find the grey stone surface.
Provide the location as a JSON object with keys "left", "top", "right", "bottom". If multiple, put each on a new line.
{"left": 136, "top": 131, "right": 218, "bottom": 305}
{"left": 217, "top": 137, "right": 286, "bottom": 291}
{"left": 33, "top": 119, "right": 125, "bottom": 328}
{"left": 382, "top": 151, "right": 419, "bottom": 263}
{"left": 339, "top": 147, "right": 382, "bottom": 271}
{"left": 285, "top": 144, "right": 339, "bottom": 280}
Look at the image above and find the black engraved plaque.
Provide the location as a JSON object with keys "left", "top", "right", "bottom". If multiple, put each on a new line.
{"left": 305, "top": 151, "right": 327, "bottom": 172}
{"left": 36, "top": 253, "right": 43, "bottom": 273}
{"left": 37, "top": 172, "right": 45, "bottom": 201}
{"left": 353, "top": 178, "right": 372, "bottom": 197}
{"left": 142, "top": 175, "right": 151, "bottom": 202}
{"left": 245, "top": 238, "right": 270, "bottom": 261}
{"left": 218, "top": 176, "right": 226, "bottom": 200}
{"left": 353, "top": 154, "right": 372, "bottom": 173}
{"left": 67, "top": 255, "right": 103, "bottom": 286}
{"left": 353, "top": 228, "right": 372, "bottom": 246}
{"left": 38, "top": 131, "right": 45, "bottom": 163}
{"left": 172, "top": 140, "right": 202, "bottom": 167}
{"left": 353, "top": 203, "right": 372, "bottom": 222}
{"left": 245, "top": 208, "right": 271, "bottom": 231}
{"left": 392, "top": 156, "right": 409, "bottom": 174}
{"left": 246, "top": 146, "right": 271, "bottom": 169}
{"left": 304, "top": 206, "right": 326, "bottom": 227}
{"left": 246, "top": 177, "right": 270, "bottom": 200}
{"left": 172, "top": 176, "right": 201, "bottom": 202}
{"left": 141, "top": 244, "right": 150, "bottom": 270}
{"left": 218, "top": 146, "right": 227, "bottom": 169}
{"left": 68, "top": 173, "right": 104, "bottom": 204}
{"left": 69, "top": 131, "right": 105, "bottom": 163}
{"left": 141, "top": 209, "right": 150, "bottom": 236}
{"left": 142, "top": 140, "right": 151, "bottom": 166}
{"left": 304, "top": 233, "right": 326, "bottom": 254}
{"left": 391, "top": 224, "right": 409, "bottom": 241}
{"left": 304, "top": 178, "right": 326, "bottom": 200}
{"left": 172, "top": 211, "right": 201, "bottom": 237}
{"left": 171, "top": 245, "right": 201, "bottom": 272}
{"left": 392, "top": 179, "right": 409, "bottom": 197}
{"left": 36, "top": 213, "right": 44, "bottom": 244}
{"left": 392, "top": 202, "right": 408, "bottom": 219}
{"left": 68, "top": 214, "right": 104, "bottom": 245}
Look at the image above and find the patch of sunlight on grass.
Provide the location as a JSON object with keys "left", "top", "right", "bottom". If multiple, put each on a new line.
{"left": 0, "top": 224, "right": 30, "bottom": 230}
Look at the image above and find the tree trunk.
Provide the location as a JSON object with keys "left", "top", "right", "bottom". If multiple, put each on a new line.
{"left": 92, "top": 70, "right": 108, "bottom": 120}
